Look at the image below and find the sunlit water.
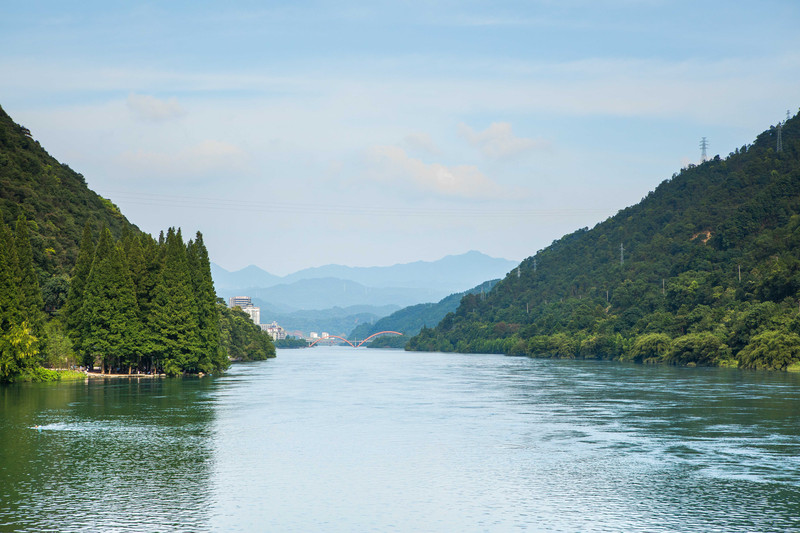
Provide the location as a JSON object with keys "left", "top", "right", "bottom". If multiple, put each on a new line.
{"left": 2, "top": 347, "right": 800, "bottom": 531}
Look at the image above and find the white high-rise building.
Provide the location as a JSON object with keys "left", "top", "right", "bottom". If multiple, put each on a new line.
{"left": 228, "top": 296, "right": 260, "bottom": 325}
{"left": 229, "top": 296, "right": 252, "bottom": 308}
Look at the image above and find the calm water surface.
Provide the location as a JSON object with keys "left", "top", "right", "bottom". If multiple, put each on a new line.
{"left": 2, "top": 347, "right": 800, "bottom": 531}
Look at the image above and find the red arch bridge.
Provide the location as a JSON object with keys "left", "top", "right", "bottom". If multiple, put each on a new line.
{"left": 308, "top": 331, "right": 403, "bottom": 348}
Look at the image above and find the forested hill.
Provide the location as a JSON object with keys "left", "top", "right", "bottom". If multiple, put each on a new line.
{"left": 0, "top": 105, "right": 136, "bottom": 280}
{"left": 409, "top": 110, "right": 800, "bottom": 371}
{"left": 0, "top": 105, "right": 274, "bottom": 382}
{"left": 348, "top": 279, "right": 499, "bottom": 346}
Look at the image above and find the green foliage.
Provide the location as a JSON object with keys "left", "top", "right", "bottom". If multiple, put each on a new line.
{"left": 349, "top": 279, "right": 498, "bottom": 340}
{"left": 623, "top": 333, "right": 672, "bottom": 363}
{"left": 366, "top": 335, "right": 406, "bottom": 349}
{"left": 41, "top": 320, "right": 76, "bottom": 369}
{"left": 0, "top": 105, "right": 138, "bottom": 284}
{"left": 219, "top": 305, "right": 276, "bottom": 361}
{"left": 0, "top": 105, "right": 270, "bottom": 381}
{"left": 78, "top": 227, "right": 142, "bottom": 373}
{"left": 14, "top": 215, "right": 44, "bottom": 334}
{"left": 275, "top": 336, "right": 310, "bottom": 349}
{"left": 738, "top": 330, "right": 800, "bottom": 371}
{"left": 665, "top": 332, "right": 729, "bottom": 366}
{"left": 0, "top": 322, "right": 38, "bottom": 382}
{"left": 407, "top": 111, "right": 800, "bottom": 371}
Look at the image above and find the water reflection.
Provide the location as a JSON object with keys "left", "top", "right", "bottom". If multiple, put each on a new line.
{"left": 0, "top": 377, "right": 218, "bottom": 532}
{"left": 2, "top": 351, "right": 800, "bottom": 532}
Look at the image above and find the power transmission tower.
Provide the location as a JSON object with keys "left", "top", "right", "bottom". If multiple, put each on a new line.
{"left": 620, "top": 243, "right": 624, "bottom": 266}
{"left": 777, "top": 122, "right": 783, "bottom": 153}
{"left": 700, "top": 137, "right": 709, "bottom": 162}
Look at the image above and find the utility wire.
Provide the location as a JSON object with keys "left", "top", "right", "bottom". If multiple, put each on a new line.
{"left": 98, "top": 189, "right": 615, "bottom": 219}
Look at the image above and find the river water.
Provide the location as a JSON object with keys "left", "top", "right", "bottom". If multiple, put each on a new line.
{"left": 1, "top": 347, "right": 800, "bottom": 532}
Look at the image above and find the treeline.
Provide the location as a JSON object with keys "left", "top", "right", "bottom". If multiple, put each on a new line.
{"left": 408, "top": 110, "right": 800, "bottom": 371}
{"left": 349, "top": 279, "right": 498, "bottom": 345}
{"left": 0, "top": 214, "right": 48, "bottom": 381}
{"left": 1, "top": 218, "right": 274, "bottom": 382}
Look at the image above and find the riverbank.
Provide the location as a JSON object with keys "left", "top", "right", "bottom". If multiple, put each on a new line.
{"left": 84, "top": 371, "right": 167, "bottom": 379}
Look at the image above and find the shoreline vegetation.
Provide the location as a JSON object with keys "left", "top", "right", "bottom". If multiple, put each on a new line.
{"left": 407, "top": 111, "right": 800, "bottom": 372}
{"left": 1, "top": 106, "right": 275, "bottom": 385}
{"left": 0, "top": 223, "right": 276, "bottom": 384}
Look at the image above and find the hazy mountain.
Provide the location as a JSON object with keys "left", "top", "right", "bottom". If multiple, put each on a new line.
{"left": 281, "top": 250, "right": 517, "bottom": 292}
{"left": 211, "top": 250, "right": 517, "bottom": 294}
{"left": 254, "top": 303, "right": 400, "bottom": 338}
{"left": 349, "top": 279, "right": 500, "bottom": 340}
{"left": 211, "top": 263, "right": 281, "bottom": 290}
{"left": 222, "top": 277, "right": 448, "bottom": 311}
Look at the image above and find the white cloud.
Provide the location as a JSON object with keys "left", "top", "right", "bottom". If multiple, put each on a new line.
{"left": 459, "top": 122, "right": 549, "bottom": 159}
{"left": 126, "top": 93, "right": 185, "bottom": 122}
{"left": 367, "top": 145, "right": 501, "bottom": 198}
{"left": 402, "top": 132, "right": 441, "bottom": 156}
{"left": 119, "top": 140, "right": 246, "bottom": 181}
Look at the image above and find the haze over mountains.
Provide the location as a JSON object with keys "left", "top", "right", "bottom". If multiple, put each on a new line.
{"left": 211, "top": 251, "right": 518, "bottom": 336}
{"left": 212, "top": 251, "right": 517, "bottom": 311}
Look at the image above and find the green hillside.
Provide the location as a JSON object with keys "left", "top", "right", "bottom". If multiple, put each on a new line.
{"left": 0, "top": 105, "right": 135, "bottom": 281}
{"left": 349, "top": 279, "right": 499, "bottom": 348}
{"left": 409, "top": 110, "right": 800, "bottom": 371}
{"left": 0, "top": 105, "right": 274, "bottom": 382}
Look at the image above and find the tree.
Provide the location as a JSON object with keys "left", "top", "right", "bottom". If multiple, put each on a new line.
{"left": 0, "top": 322, "right": 38, "bottom": 382}
{"left": 187, "top": 232, "right": 228, "bottom": 373}
{"left": 149, "top": 228, "right": 200, "bottom": 375}
{"left": 0, "top": 215, "right": 20, "bottom": 331}
{"left": 624, "top": 333, "right": 672, "bottom": 363}
{"left": 78, "top": 227, "right": 141, "bottom": 373}
{"left": 14, "top": 215, "right": 45, "bottom": 335}
{"left": 738, "top": 330, "right": 800, "bottom": 371}
{"left": 63, "top": 221, "right": 95, "bottom": 339}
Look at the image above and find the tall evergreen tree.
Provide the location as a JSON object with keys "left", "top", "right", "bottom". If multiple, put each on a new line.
{"left": 150, "top": 228, "right": 200, "bottom": 375}
{"left": 63, "top": 221, "right": 95, "bottom": 340}
{"left": 0, "top": 215, "right": 20, "bottom": 330}
{"left": 188, "top": 231, "right": 228, "bottom": 373}
{"left": 136, "top": 234, "right": 163, "bottom": 372}
{"left": 14, "top": 215, "right": 45, "bottom": 335}
{"left": 78, "top": 227, "right": 140, "bottom": 373}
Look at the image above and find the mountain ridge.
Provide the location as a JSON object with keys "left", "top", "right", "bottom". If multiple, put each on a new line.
{"left": 408, "top": 110, "right": 800, "bottom": 371}
{"left": 212, "top": 250, "right": 516, "bottom": 291}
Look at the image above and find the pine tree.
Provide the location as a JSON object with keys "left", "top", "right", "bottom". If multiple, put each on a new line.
{"left": 136, "top": 234, "right": 163, "bottom": 372}
{"left": 78, "top": 227, "right": 140, "bottom": 373}
{"left": 63, "top": 221, "right": 95, "bottom": 343}
{"left": 188, "top": 231, "right": 228, "bottom": 373}
{"left": 14, "top": 215, "right": 45, "bottom": 336}
{"left": 149, "top": 228, "right": 200, "bottom": 375}
{"left": 0, "top": 215, "right": 21, "bottom": 331}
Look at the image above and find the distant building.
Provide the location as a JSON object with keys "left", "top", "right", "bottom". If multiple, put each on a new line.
{"left": 229, "top": 296, "right": 252, "bottom": 308}
{"left": 228, "top": 295, "right": 260, "bottom": 325}
{"left": 309, "top": 332, "right": 319, "bottom": 339}
{"left": 261, "top": 321, "right": 287, "bottom": 341}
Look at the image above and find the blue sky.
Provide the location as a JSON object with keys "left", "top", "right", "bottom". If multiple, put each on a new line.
{"left": 2, "top": 1, "right": 799, "bottom": 274}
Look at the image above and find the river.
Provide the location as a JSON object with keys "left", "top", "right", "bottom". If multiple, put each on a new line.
{"left": 1, "top": 347, "right": 799, "bottom": 531}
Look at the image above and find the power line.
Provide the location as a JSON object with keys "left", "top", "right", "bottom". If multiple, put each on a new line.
{"left": 96, "top": 189, "right": 615, "bottom": 219}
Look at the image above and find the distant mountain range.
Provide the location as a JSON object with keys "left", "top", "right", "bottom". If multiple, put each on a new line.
{"left": 349, "top": 278, "right": 500, "bottom": 341}
{"left": 210, "top": 251, "right": 517, "bottom": 334}
{"left": 212, "top": 251, "right": 517, "bottom": 312}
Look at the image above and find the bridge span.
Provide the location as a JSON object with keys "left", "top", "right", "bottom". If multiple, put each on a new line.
{"left": 308, "top": 331, "right": 403, "bottom": 348}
